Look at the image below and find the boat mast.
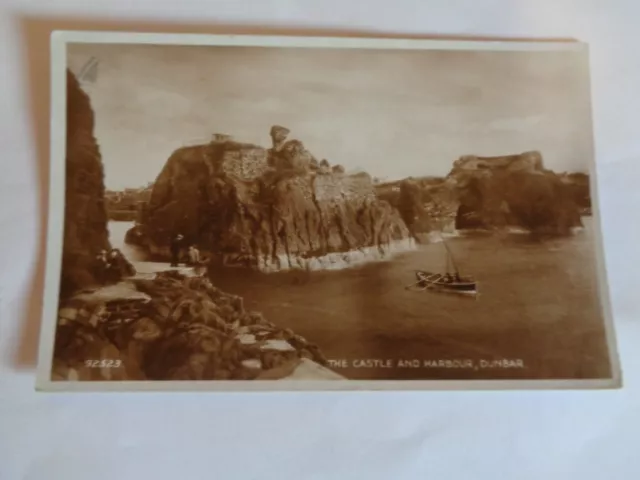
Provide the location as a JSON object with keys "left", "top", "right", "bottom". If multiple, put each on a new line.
{"left": 441, "top": 237, "right": 460, "bottom": 276}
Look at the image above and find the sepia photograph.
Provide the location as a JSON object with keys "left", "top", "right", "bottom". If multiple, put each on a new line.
{"left": 36, "top": 32, "right": 620, "bottom": 391}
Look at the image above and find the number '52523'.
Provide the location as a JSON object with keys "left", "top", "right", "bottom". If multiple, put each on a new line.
{"left": 84, "top": 359, "right": 122, "bottom": 368}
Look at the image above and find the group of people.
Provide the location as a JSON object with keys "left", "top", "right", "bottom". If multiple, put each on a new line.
{"left": 442, "top": 272, "right": 462, "bottom": 284}
{"left": 170, "top": 234, "right": 206, "bottom": 270}
{"left": 94, "top": 248, "right": 135, "bottom": 283}
{"left": 92, "top": 234, "right": 207, "bottom": 283}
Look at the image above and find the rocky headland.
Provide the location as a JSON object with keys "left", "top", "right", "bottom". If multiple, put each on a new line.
{"left": 126, "top": 125, "right": 414, "bottom": 271}
{"left": 375, "top": 151, "right": 589, "bottom": 240}
{"left": 54, "top": 72, "right": 340, "bottom": 381}
{"left": 450, "top": 152, "right": 585, "bottom": 235}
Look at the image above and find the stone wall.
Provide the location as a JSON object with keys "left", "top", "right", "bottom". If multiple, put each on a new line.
{"left": 452, "top": 151, "right": 544, "bottom": 174}
{"left": 341, "top": 173, "right": 376, "bottom": 202}
{"left": 220, "top": 147, "right": 271, "bottom": 181}
{"left": 313, "top": 172, "right": 375, "bottom": 203}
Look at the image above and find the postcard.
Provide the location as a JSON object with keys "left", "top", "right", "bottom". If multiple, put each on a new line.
{"left": 36, "top": 31, "right": 621, "bottom": 391}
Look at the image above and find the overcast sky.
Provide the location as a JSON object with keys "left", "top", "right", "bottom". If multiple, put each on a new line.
{"left": 67, "top": 42, "right": 593, "bottom": 190}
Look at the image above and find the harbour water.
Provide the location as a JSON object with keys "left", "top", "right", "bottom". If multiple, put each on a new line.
{"left": 108, "top": 221, "right": 147, "bottom": 262}
{"left": 108, "top": 218, "right": 612, "bottom": 381}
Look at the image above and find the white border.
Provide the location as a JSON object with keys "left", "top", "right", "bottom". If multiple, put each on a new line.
{"left": 35, "top": 31, "right": 622, "bottom": 392}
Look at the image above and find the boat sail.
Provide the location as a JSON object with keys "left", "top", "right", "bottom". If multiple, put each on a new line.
{"left": 407, "top": 237, "right": 478, "bottom": 295}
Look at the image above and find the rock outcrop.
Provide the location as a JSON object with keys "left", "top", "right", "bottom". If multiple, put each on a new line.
{"left": 559, "top": 172, "right": 591, "bottom": 213}
{"left": 52, "top": 270, "right": 338, "bottom": 381}
{"left": 376, "top": 177, "right": 458, "bottom": 241}
{"left": 449, "top": 151, "right": 583, "bottom": 235}
{"left": 377, "top": 152, "right": 586, "bottom": 239}
{"left": 128, "top": 127, "right": 414, "bottom": 270}
{"left": 60, "top": 70, "right": 126, "bottom": 297}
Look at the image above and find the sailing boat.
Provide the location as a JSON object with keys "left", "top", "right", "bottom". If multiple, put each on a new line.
{"left": 409, "top": 237, "right": 478, "bottom": 296}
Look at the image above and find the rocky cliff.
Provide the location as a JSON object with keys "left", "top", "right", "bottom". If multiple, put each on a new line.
{"left": 376, "top": 152, "right": 586, "bottom": 239}
{"left": 60, "top": 70, "right": 118, "bottom": 296}
{"left": 450, "top": 151, "right": 584, "bottom": 235}
{"left": 128, "top": 127, "right": 414, "bottom": 270}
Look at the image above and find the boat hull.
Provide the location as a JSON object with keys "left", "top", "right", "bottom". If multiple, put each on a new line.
{"left": 415, "top": 270, "right": 478, "bottom": 295}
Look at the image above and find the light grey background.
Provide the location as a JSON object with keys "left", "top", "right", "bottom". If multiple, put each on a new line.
{"left": 1, "top": 1, "right": 639, "bottom": 479}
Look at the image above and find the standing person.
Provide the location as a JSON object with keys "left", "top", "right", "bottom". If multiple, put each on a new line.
{"left": 105, "top": 249, "right": 124, "bottom": 283}
{"left": 108, "top": 248, "right": 136, "bottom": 277}
{"left": 187, "top": 245, "right": 201, "bottom": 266}
{"left": 170, "top": 234, "right": 184, "bottom": 267}
{"left": 94, "top": 249, "right": 110, "bottom": 283}
{"left": 188, "top": 245, "right": 208, "bottom": 276}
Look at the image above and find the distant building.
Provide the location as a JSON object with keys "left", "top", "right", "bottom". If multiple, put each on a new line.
{"left": 105, "top": 183, "right": 155, "bottom": 221}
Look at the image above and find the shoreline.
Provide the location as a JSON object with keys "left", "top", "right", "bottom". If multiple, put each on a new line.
{"left": 253, "top": 237, "right": 418, "bottom": 273}
{"left": 122, "top": 226, "right": 418, "bottom": 274}
{"left": 116, "top": 220, "right": 591, "bottom": 280}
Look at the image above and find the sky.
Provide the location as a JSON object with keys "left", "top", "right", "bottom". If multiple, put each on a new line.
{"left": 67, "top": 42, "right": 594, "bottom": 190}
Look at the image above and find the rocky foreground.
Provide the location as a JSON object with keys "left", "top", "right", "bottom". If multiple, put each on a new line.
{"left": 52, "top": 269, "right": 342, "bottom": 381}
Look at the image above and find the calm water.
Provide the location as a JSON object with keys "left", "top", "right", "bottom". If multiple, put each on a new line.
{"left": 108, "top": 219, "right": 612, "bottom": 381}
{"left": 109, "top": 221, "right": 147, "bottom": 262}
